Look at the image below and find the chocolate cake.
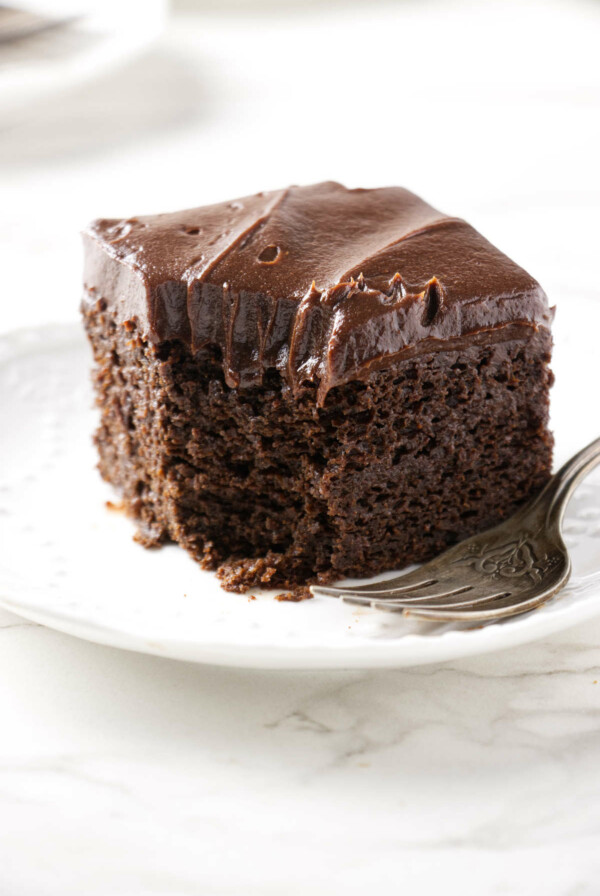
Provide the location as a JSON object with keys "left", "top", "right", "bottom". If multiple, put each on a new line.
{"left": 81, "top": 182, "right": 554, "bottom": 592}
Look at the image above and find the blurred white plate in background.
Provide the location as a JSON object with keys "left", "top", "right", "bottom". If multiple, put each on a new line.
{"left": 0, "top": 0, "right": 167, "bottom": 124}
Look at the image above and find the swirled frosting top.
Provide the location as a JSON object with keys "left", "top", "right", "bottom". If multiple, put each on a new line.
{"left": 82, "top": 181, "right": 552, "bottom": 401}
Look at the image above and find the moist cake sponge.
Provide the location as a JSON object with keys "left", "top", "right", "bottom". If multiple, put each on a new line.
{"left": 81, "top": 182, "right": 554, "bottom": 591}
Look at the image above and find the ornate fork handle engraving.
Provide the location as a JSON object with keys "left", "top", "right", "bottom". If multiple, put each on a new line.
{"left": 456, "top": 538, "right": 549, "bottom": 583}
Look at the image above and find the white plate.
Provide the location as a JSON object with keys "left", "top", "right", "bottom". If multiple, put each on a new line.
{"left": 1, "top": 312, "right": 599, "bottom": 669}
{"left": 0, "top": 0, "right": 167, "bottom": 125}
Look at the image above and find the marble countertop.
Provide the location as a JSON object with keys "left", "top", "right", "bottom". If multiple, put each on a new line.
{"left": 1, "top": 1, "right": 600, "bottom": 892}
{"left": 2, "top": 605, "right": 600, "bottom": 895}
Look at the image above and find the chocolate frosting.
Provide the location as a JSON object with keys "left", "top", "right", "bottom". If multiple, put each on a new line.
{"left": 82, "top": 181, "right": 552, "bottom": 402}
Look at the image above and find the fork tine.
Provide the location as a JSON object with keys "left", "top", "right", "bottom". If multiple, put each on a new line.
{"left": 402, "top": 593, "right": 542, "bottom": 622}
{"left": 311, "top": 576, "right": 439, "bottom": 599}
{"left": 338, "top": 585, "right": 472, "bottom": 607}
{"left": 369, "top": 590, "right": 511, "bottom": 613}
{"left": 310, "top": 532, "right": 488, "bottom": 599}
{"left": 388, "top": 580, "right": 513, "bottom": 608}
{"left": 402, "top": 586, "right": 568, "bottom": 621}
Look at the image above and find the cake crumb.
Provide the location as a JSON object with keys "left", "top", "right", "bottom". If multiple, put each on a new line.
{"left": 275, "top": 586, "right": 313, "bottom": 603}
{"left": 217, "top": 557, "right": 278, "bottom": 593}
{"left": 105, "top": 500, "right": 126, "bottom": 512}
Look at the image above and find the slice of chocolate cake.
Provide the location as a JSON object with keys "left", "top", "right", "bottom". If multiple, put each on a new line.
{"left": 81, "top": 182, "right": 554, "bottom": 592}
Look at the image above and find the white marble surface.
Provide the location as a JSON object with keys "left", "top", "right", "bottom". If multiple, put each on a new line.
{"left": 2, "top": 605, "right": 600, "bottom": 895}
{"left": 2, "top": 0, "right": 600, "bottom": 892}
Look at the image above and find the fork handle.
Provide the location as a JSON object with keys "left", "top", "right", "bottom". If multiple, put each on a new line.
{"left": 540, "top": 437, "right": 600, "bottom": 528}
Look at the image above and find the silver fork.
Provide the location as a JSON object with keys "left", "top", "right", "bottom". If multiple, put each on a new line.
{"left": 311, "top": 437, "right": 600, "bottom": 623}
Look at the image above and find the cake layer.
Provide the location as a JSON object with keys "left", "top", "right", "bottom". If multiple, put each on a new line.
{"left": 82, "top": 182, "right": 553, "bottom": 402}
{"left": 83, "top": 299, "right": 554, "bottom": 591}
